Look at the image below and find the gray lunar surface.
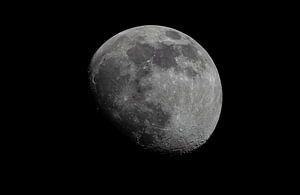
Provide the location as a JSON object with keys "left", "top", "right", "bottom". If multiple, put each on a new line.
{"left": 90, "top": 25, "right": 222, "bottom": 154}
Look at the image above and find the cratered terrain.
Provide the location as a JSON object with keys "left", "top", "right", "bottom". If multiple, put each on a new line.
{"left": 90, "top": 25, "right": 222, "bottom": 154}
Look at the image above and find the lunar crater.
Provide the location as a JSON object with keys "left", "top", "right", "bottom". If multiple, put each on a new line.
{"left": 165, "top": 30, "right": 181, "bottom": 40}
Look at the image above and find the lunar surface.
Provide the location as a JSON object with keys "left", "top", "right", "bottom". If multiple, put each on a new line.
{"left": 90, "top": 25, "right": 222, "bottom": 154}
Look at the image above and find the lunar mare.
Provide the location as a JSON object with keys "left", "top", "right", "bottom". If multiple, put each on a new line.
{"left": 90, "top": 25, "right": 222, "bottom": 154}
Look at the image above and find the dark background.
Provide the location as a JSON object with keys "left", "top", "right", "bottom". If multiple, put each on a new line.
{"left": 49, "top": 9, "right": 264, "bottom": 173}
{"left": 6, "top": 1, "right": 294, "bottom": 190}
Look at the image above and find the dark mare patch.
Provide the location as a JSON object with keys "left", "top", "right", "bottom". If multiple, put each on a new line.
{"left": 135, "top": 102, "right": 171, "bottom": 146}
{"left": 126, "top": 42, "right": 155, "bottom": 65}
{"left": 121, "top": 101, "right": 170, "bottom": 125}
{"left": 94, "top": 57, "right": 130, "bottom": 107}
{"left": 145, "top": 102, "right": 171, "bottom": 128}
{"left": 152, "top": 43, "right": 180, "bottom": 70}
{"left": 165, "top": 30, "right": 181, "bottom": 40}
{"left": 131, "top": 66, "right": 153, "bottom": 102}
{"left": 117, "top": 100, "right": 171, "bottom": 147}
{"left": 185, "top": 66, "right": 198, "bottom": 78}
{"left": 181, "top": 44, "right": 200, "bottom": 61}
{"left": 136, "top": 64, "right": 152, "bottom": 79}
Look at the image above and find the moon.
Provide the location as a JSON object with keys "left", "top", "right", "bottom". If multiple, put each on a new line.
{"left": 90, "top": 25, "right": 222, "bottom": 154}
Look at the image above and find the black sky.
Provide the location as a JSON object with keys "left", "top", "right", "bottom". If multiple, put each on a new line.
{"left": 7, "top": 1, "right": 293, "bottom": 189}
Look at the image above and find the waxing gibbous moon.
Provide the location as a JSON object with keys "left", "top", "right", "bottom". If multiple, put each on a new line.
{"left": 90, "top": 25, "right": 222, "bottom": 154}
